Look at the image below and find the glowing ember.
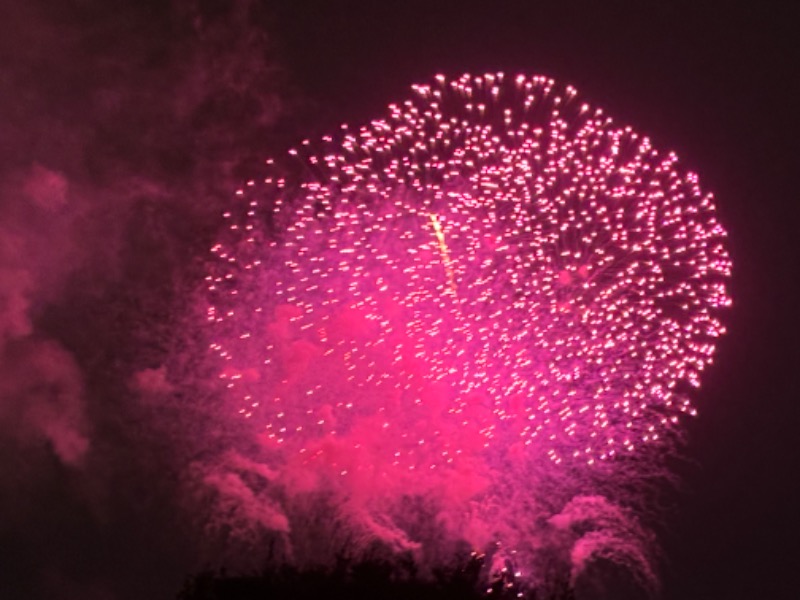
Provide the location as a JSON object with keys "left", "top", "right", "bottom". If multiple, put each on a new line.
{"left": 206, "top": 73, "right": 731, "bottom": 470}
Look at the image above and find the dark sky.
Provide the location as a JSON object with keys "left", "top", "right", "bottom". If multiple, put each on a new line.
{"left": 1, "top": 1, "right": 798, "bottom": 599}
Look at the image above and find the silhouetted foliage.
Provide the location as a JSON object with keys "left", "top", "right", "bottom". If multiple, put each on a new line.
{"left": 176, "top": 553, "right": 589, "bottom": 600}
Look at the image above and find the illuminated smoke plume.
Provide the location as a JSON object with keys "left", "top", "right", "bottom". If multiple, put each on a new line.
{"left": 0, "top": 164, "right": 89, "bottom": 468}
{"left": 203, "top": 73, "right": 731, "bottom": 593}
{"left": 0, "top": 2, "right": 286, "bottom": 598}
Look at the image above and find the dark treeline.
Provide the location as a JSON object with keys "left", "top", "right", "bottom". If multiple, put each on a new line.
{"left": 177, "top": 555, "right": 578, "bottom": 600}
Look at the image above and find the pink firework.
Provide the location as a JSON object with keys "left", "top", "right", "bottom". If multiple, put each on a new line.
{"left": 206, "top": 73, "right": 731, "bottom": 472}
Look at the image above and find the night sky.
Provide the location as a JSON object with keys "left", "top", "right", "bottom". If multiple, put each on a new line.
{"left": 1, "top": 1, "right": 798, "bottom": 599}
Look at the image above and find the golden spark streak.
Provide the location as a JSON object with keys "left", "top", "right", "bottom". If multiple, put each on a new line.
{"left": 429, "top": 213, "right": 457, "bottom": 295}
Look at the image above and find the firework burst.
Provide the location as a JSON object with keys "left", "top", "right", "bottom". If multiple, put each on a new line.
{"left": 206, "top": 72, "right": 731, "bottom": 474}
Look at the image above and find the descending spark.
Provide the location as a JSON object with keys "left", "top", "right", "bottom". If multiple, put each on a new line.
{"left": 428, "top": 212, "right": 457, "bottom": 295}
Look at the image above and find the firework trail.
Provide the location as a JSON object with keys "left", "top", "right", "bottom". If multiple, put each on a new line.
{"left": 203, "top": 72, "right": 731, "bottom": 592}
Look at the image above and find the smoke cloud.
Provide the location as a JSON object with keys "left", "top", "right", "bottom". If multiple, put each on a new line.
{"left": 0, "top": 1, "right": 285, "bottom": 598}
